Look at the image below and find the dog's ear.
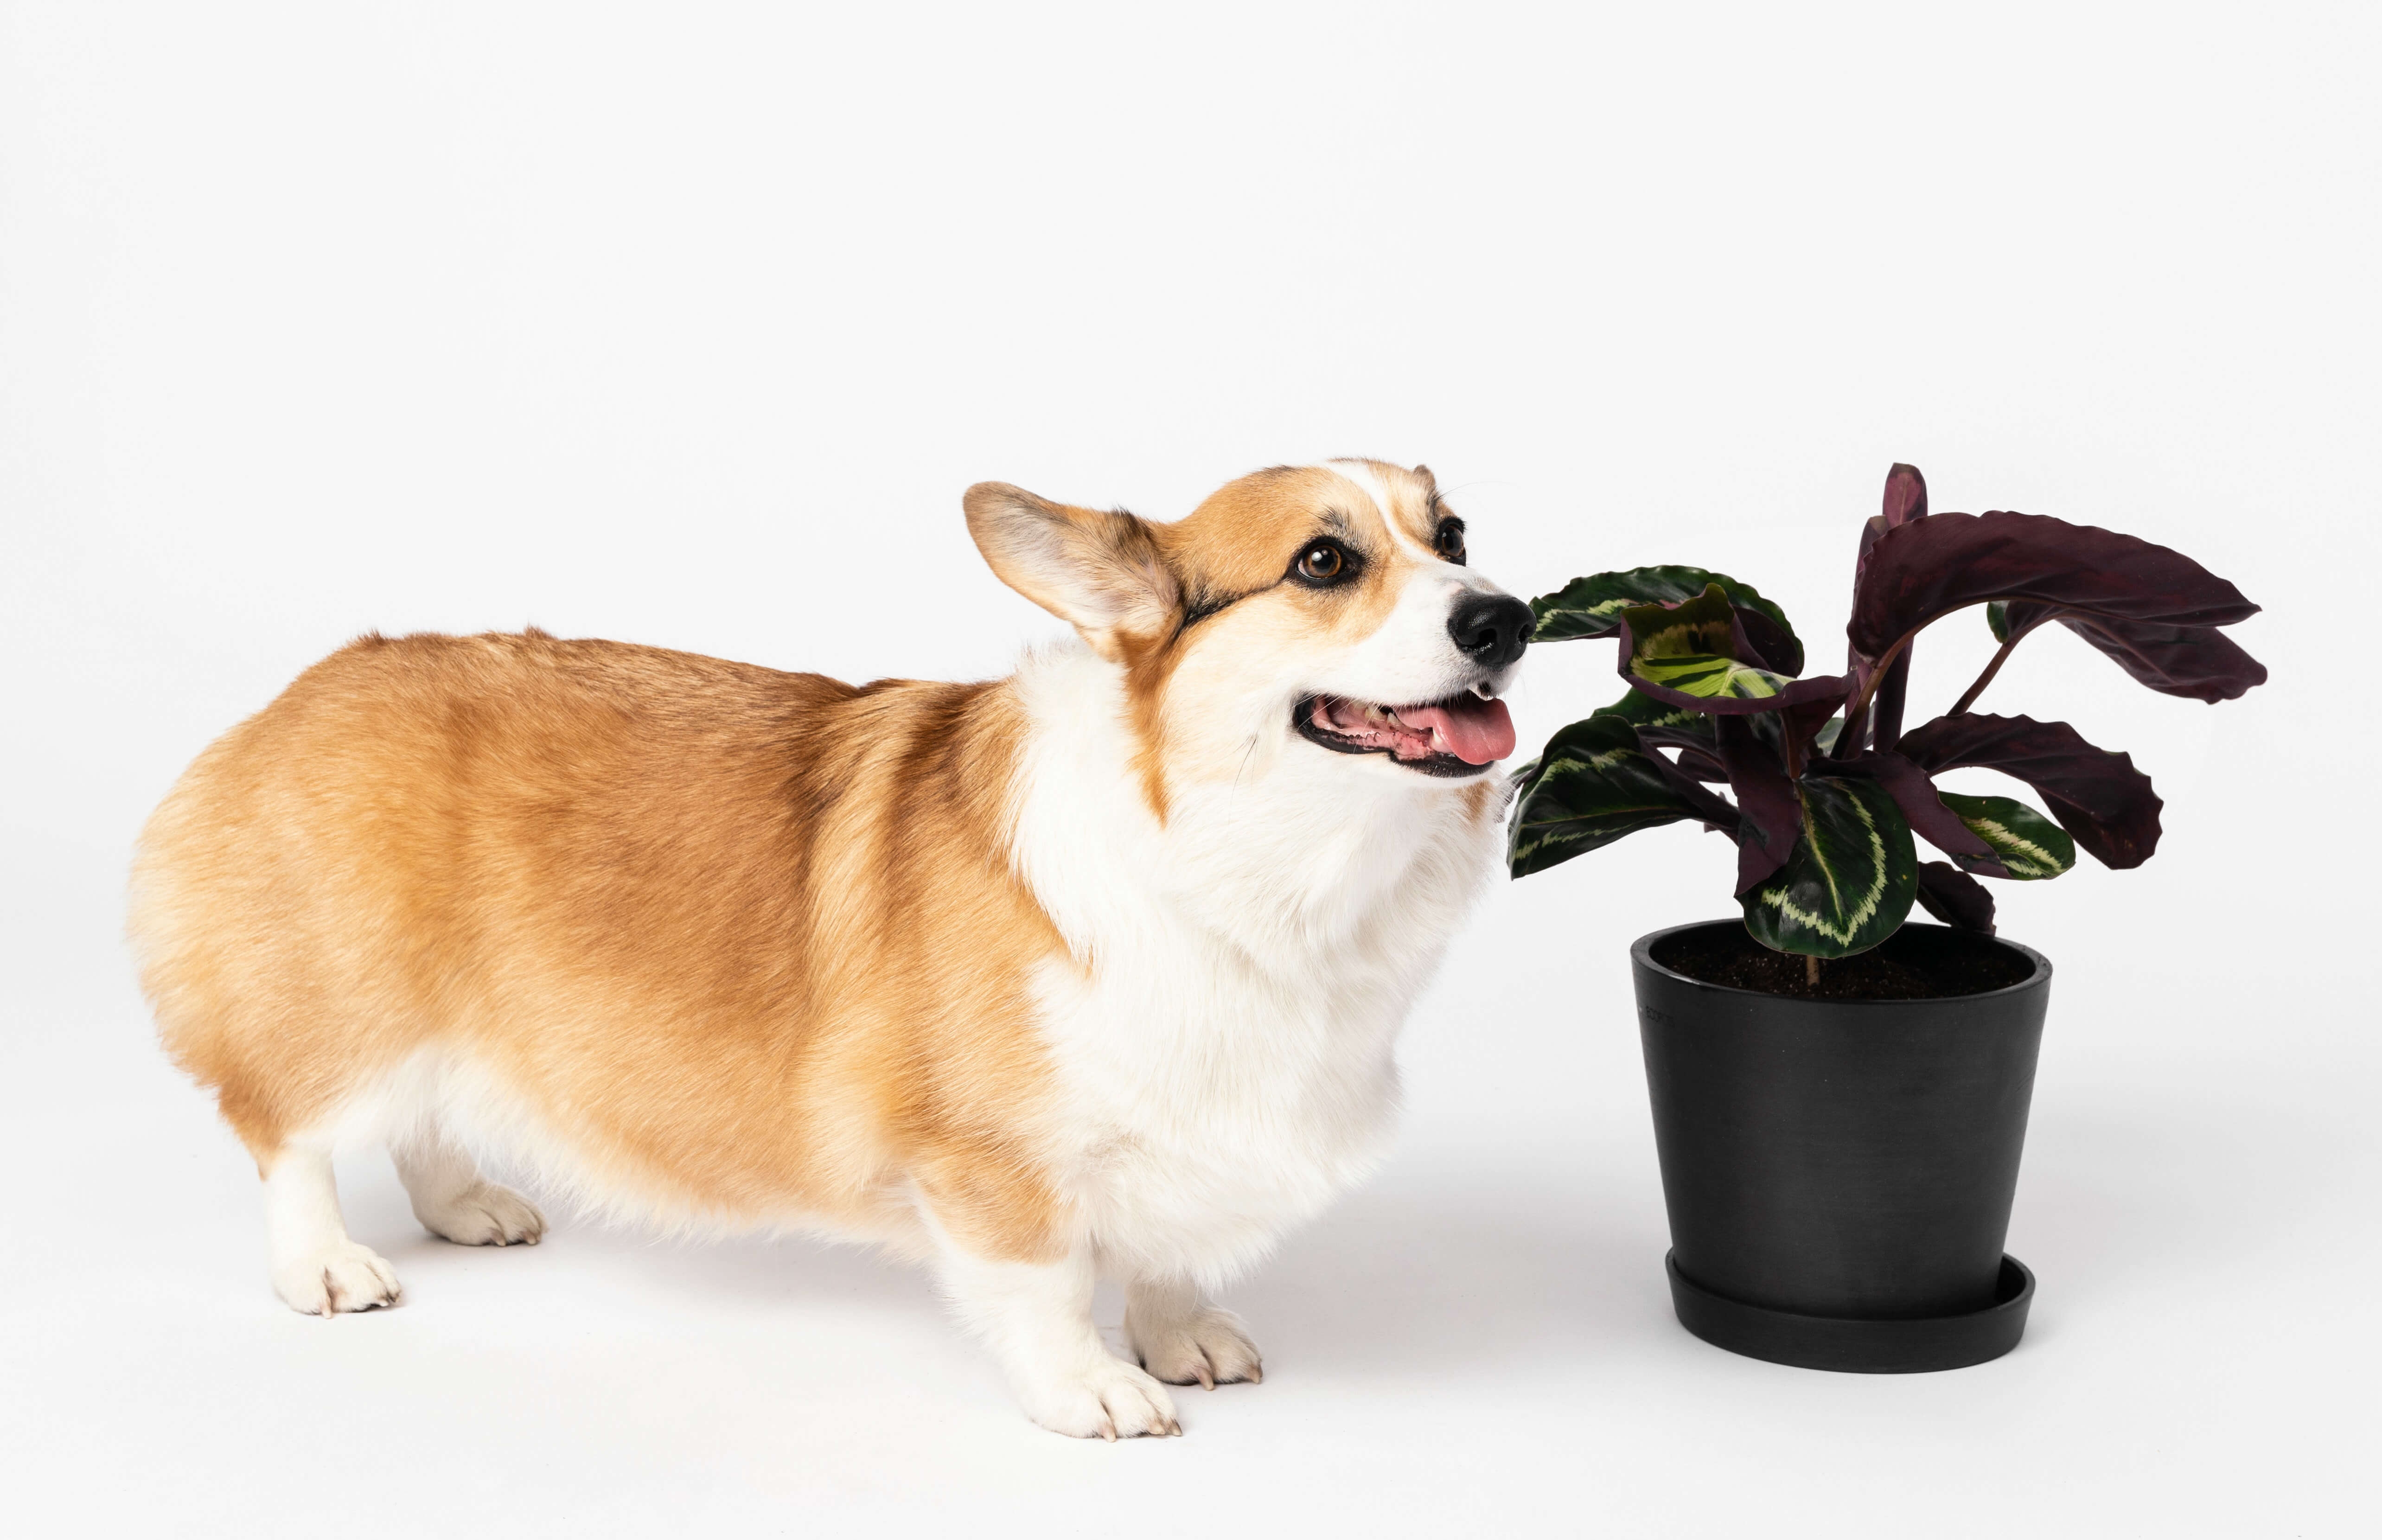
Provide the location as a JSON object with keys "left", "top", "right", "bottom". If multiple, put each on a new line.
{"left": 964, "top": 483, "right": 1179, "bottom": 663}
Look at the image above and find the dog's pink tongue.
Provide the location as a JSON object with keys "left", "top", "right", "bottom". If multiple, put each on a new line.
{"left": 1402, "top": 697, "right": 1516, "bottom": 764}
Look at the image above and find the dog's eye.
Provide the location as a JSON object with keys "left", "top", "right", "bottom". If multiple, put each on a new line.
{"left": 1434, "top": 518, "right": 1468, "bottom": 565}
{"left": 1294, "top": 541, "right": 1350, "bottom": 584}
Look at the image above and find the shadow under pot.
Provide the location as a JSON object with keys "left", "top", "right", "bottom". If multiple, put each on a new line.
{"left": 1631, "top": 920, "right": 2051, "bottom": 1373}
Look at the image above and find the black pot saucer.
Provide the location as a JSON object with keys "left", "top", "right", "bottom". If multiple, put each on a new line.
{"left": 1664, "top": 1252, "right": 2034, "bottom": 1374}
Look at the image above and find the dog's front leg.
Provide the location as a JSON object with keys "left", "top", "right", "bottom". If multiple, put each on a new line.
{"left": 1124, "top": 1274, "right": 1264, "bottom": 1389}
{"left": 934, "top": 1234, "right": 1181, "bottom": 1439}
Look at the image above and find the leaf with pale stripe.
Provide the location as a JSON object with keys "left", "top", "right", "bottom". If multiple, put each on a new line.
{"left": 1741, "top": 775, "right": 1918, "bottom": 958}
{"left": 1621, "top": 585, "right": 1796, "bottom": 700}
{"left": 1531, "top": 567, "right": 1797, "bottom": 664}
{"left": 1507, "top": 715, "right": 1732, "bottom": 878}
{"left": 1591, "top": 686, "right": 1716, "bottom": 737}
{"left": 1935, "top": 791, "right": 2075, "bottom": 879}
{"left": 1611, "top": 587, "right": 1852, "bottom": 721}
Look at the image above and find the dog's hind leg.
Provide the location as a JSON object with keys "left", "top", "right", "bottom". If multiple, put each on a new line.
{"left": 1123, "top": 1274, "right": 1264, "bottom": 1389}
{"left": 391, "top": 1122, "right": 545, "bottom": 1247}
{"left": 264, "top": 1145, "right": 402, "bottom": 1314}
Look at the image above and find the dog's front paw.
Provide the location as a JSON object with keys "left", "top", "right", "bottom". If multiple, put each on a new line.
{"left": 1126, "top": 1304, "right": 1263, "bottom": 1389}
{"left": 1017, "top": 1357, "right": 1181, "bottom": 1439}
{"left": 272, "top": 1241, "right": 402, "bottom": 1315}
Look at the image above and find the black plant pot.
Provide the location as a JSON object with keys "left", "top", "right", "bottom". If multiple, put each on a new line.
{"left": 1632, "top": 920, "right": 2051, "bottom": 1373}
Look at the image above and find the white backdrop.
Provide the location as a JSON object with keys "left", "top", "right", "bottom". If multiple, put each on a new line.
{"left": 4, "top": 4, "right": 2376, "bottom": 1535}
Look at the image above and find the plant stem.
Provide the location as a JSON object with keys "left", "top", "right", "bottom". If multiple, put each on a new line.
{"left": 1946, "top": 636, "right": 2018, "bottom": 718}
{"left": 1840, "top": 632, "right": 1914, "bottom": 741}
{"left": 1805, "top": 954, "right": 1820, "bottom": 986}
{"left": 1947, "top": 610, "right": 2062, "bottom": 718}
{"left": 1870, "top": 648, "right": 1912, "bottom": 752}
{"left": 1834, "top": 701, "right": 1865, "bottom": 762}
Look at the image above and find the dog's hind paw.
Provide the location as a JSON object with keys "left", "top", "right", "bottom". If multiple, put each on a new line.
{"left": 1126, "top": 1304, "right": 1263, "bottom": 1390}
{"left": 417, "top": 1182, "right": 545, "bottom": 1247}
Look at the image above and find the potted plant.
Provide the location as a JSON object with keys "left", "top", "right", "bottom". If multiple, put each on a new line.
{"left": 1510, "top": 464, "right": 2265, "bottom": 1372}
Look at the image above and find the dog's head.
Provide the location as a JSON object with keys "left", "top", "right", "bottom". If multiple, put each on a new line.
{"left": 967, "top": 460, "right": 1529, "bottom": 812}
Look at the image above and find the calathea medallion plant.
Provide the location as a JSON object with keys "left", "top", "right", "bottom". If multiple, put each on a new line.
{"left": 1514, "top": 465, "right": 2264, "bottom": 1372}
{"left": 1511, "top": 463, "right": 2265, "bottom": 968}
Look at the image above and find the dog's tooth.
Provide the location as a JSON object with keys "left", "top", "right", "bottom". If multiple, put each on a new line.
{"left": 1364, "top": 703, "right": 1389, "bottom": 726}
{"left": 1430, "top": 726, "right": 1450, "bottom": 753}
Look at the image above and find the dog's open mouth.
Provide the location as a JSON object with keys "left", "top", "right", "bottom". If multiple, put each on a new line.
{"left": 1295, "top": 687, "right": 1518, "bottom": 776}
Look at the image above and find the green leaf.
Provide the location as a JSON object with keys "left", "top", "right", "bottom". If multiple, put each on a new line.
{"left": 1634, "top": 654, "right": 1798, "bottom": 698}
{"left": 1508, "top": 716, "right": 1711, "bottom": 878}
{"left": 1591, "top": 687, "right": 1716, "bottom": 738}
{"left": 1622, "top": 585, "right": 1797, "bottom": 700}
{"left": 1531, "top": 565, "right": 1796, "bottom": 645}
{"left": 1741, "top": 776, "right": 1918, "bottom": 958}
{"left": 1986, "top": 599, "right": 2012, "bottom": 642}
{"left": 1935, "top": 791, "right": 2075, "bottom": 879}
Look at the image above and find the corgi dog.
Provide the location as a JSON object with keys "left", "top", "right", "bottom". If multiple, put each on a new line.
{"left": 128, "top": 459, "right": 1531, "bottom": 1438}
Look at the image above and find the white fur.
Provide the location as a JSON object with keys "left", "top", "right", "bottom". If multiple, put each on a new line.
{"left": 251, "top": 519, "right": 1518, "bottom": 1437}
{"left": 263, "top": 1148, "right": 402, "bottom": 1314}
{"left": 392, "top": 1127, "right": 545, "bottom": 1247}
{"left": 1309, "top": 459, "right": 1513, "bottom": 706}
{"left": 926, "top": 1211, "right": 1181, "bottom": 1438}
{"left": 1124, "top": 1274, "right": 1263, "bottom": 1389}
{"left": 1006, "top": 639, "right": 1501, "bottom": 1289}
{"left": 947, "top": 633, "right": 1502, "bottom": 1431}
{"left": 1316, "top": 459, "right": 1419, "bottom": 554}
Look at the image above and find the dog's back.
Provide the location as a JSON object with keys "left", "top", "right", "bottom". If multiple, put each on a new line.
{"left": 131, "top": 627, "right": 1062, "bottom": 1248}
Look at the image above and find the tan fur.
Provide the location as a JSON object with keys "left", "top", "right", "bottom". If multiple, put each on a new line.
{"left": 971, "top": 460, "right": 1454, "bottom": 817}
{"left": 133, "top": 459, "right": 1473, "bottom": 1273}
{"left": 131, "top": 628, "right": 1068, "bottom": 1261}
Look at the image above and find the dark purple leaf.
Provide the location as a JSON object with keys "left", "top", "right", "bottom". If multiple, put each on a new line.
{"left": 1845, "top": 466, "right": 1931, "bottom": 752}
{"left": 1645, "top": 740, "right": 1743, "bottom": 830}
{"left": 1855, "top": 463, "right": 1930, "bottom": 589}
{"left": 1853, "top": 750, "right": 2008, "bottom": 876}
{"left": 1639, "top": 725, "right": 1731, "bottom": 782}
{"left": 1739, "top": 695, "right": 1849, "bottom": 774}
{"left": 1882, "top": 462, "right": 1929, "bottom": 526}
{"left": 1895, "top": 713, "right": 2164, "bottom": 869}
{"left": 1995, "top": 602, "right": 2268, "bottom": 703}
{"left": 1915, "top": 862, "right": 1997, "bottom": 933}
{"left": 1716, "top": 716, "right": 1801, "bottom": 894}
{"left": 1781, "top": 693, "right": 1849, "bottom": 764}
{"left": 1849, "top": 511, "right": 2261, "bottom": 665}
{"left": 1731, "top": 604, "right": 1806, "bottom": 676}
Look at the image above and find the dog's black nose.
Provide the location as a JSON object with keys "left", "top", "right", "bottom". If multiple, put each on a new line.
{"left": 1447, "top": 593, "right": 1533, "bottom": 670}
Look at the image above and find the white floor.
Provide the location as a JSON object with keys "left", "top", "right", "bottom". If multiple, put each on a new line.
{"left": 4, "top": 828, "right": 2371, "bottom": 1539}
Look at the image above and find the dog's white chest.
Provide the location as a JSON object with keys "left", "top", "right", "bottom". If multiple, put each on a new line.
{"left": 1031, "top": 937, "right": 1411, "bottom": 1280}
{"left": 1004, "top": 643, "right": 1503, "bottom": 1282}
